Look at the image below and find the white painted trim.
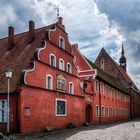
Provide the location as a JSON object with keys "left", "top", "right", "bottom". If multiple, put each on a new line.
{"left": 55, "top": 98, "right": 67, "bottom": 116}
{"left": 50, "top": 53, "right": 56, "bottom": 67}
{"left": 96, "top": 105, "right": 100, "bottom": 117}
{"left": 24, "top": 62, "right": 36, "bottom": 84}
{"left": 106, "top": 106, "right": 109, "bottom": 117}
{"left": 46, "top": 74, "right": 53, "bottom": 90}
{"left": 66, "top": 62, "right": 72, "bottom": 74}
{"left": 59, "top": 58, "right": 65, "bottom": 71}
{"left": 59, "top": 36, "right": 65, "bottom": 49}
{"left": 75, "top": 47, "right": 93, "bottom": 70}
{"left": 37, "top": 41, "right": 47, "bottom": 60}
{"left": 78, "top": 69, "right": 94, "bottom": 72}
{"left": 101, "top": 105, "right": 105, "bottom": 117}
{"left": 95, "top": 79, "right": 99, "bottom": 93}
{"left": 69, "top": 82, "right": 74, "bottom": 94}
{"left": 48, "top": 25, "right": 56, "bottom": 41}
{"left": 78, "top": 74, "right": 93, "bottom": 78}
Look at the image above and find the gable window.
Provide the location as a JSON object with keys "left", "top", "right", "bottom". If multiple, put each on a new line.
{"left": 59, "top": 59, "right": 65, "bottom": 70}
{"left": 56, "top": 99, "right": 67, "bottom": 116}
{"left": 57, "top": 74, "right": 66, "bottom": 91}
{"left": 50, "top": 54, "right": 56, "bottom": 67}
{"left": 69, "top": 82, "right": 74, "bottom": 94}
{"left": 96, "top": 105, "right": 100, "bottom": 117}
{"left": 100, "top": 59, "right": 104, "bottom": 70}
{"left": 106, "top": 85, "right": 109, "bottom": 96}
{"left": 67, "top": 63, "right": 72, "bottom": 73}
{"left": 46, "top": 75, "right": 53, "bottom": 90}
{"left": 95, "top": 80, "right": 99, "bottom": 92}
{"left": 59, "top": 36, "right": 65, "bottom": 49}
{"left": 0, "top": 100, "right": 7, "bottom": 123}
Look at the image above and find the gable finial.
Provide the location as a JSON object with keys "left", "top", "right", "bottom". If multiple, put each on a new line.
{"left": 56, "top": 4, "right": 59, "bottom": 19}
{"left": 122, "top": 41, "right": 124, "bottom": 55}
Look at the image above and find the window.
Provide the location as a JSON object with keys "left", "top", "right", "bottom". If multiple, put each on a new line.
{"left": 110, "top": 107, "right": 112, "bottom": 117}
{"left": 56, "top": 99, "right": 67, "bottom": 116}
{"left": 106, "top": 106, "right": 109, "bottom": 117}
{"left": 50, "top": 54, "right": 56, "bottom": 67}
{"left": 100, "top": 82, "right": 104, "bottom": 94}
{"left": 102, "top": 106, "right": 105, "bottom": 117}
{"left": 57, "top": 74, "right": 66, "bottom": 91}
{"left": 59, "top": 59, "right": 65, "bottom": 70}
{"left": 69, "top": 82, "right": 74, "bottom": 94}
{"left": 100, "top": 59, "right": 104, "bottom": 70}
{"left": 46, "top": 75, "right": 53, "bottom": 90}
{"left": 106, "top": 85, "right": 109, "bottom": 96}
{"left": 0, "top": 100, "right": 7, "bottom": 123}
{"left": 110, "top": 87, "right": 112, "bottom": 97}
{"left": 59, "top": 37, "right": 65, "bottom": 49}
{"left": 95, "top": 80, "right": 99, "bottom": 92}
{"left": 96, "top": 105, "right": 100, "bottom": 117}
{"left": 67, "top": 63, "right": 72, "bottom": 73}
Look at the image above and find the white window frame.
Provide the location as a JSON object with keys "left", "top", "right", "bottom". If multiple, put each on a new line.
{"left": 55, "top": 98, "right": 67, "bottom": 116}
{"left": 95, "top": 80, "right": 99, "bottom": 92}
{"left": 100, "top": 82, "right": 104, "bottom": 94}
{"left": 46, "top": 74, "right": 53, "bottom": 90}
{"left": 67, "top": 63, "right": 72, "bottom": 74}
{"left": 106, "top": 106, "right": 109, "bottom": 117}
{"left": 59, "top": 36, "right": 65, "bottom": 49}
{"left": 101, "top": 105, "right": 105, "bottom": 117}
{"left": 69, "top": 82, "right": 74, "bottom": 94}
{"left": 96, "top": 105, "right": 100, "bottom": 117}
{"left": 0, "top": 100, "right": 7, "bottom": 123}
{"left": 59, "top": 58, "right": 65, "bottom": 71}
{"left": 50, "top": 53, "right": 56, "bottom": 67}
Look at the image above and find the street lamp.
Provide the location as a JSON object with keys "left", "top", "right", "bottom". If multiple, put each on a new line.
{"left": 5, "top": 69, "right": 13, "bottom": 135}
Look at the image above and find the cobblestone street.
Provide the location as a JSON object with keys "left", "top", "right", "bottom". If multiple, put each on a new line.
{"left": 4, "top": 119, "right": 140, "bottom": 140}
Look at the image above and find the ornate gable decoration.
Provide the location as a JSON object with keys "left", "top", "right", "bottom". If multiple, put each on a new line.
{"left": 57, "top": 74, "right": 66, "bottom": 92}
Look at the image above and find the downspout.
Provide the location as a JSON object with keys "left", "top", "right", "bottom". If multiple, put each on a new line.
{"left": 99, "top": 80, "right": 101, "bottom": 123}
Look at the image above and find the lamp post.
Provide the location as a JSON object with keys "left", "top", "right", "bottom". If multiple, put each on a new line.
{"left": 5, "top": 69, "right": 13, "bottom": 135}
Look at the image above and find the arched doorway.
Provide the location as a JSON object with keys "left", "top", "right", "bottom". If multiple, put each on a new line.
{"left": 85, "top": 104, "right": 92, "bottom": 123}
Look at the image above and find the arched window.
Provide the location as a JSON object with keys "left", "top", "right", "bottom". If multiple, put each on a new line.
{"left": 46, "top": 75, "right": 53, "bottom": 90}
{"left": 59, "top": 36, "right": 65, "bottom": 49}
{"left": 69, "top": 82, "right": 74, "bottom": 94}
{"left": 50, "top": 54, "right": 56, "bottom": 67}
{"left": 67, "top": 63, "right": 72, "bottom": 73}
{"left": 59, "top": 58, "right": 65, "bottom": 70}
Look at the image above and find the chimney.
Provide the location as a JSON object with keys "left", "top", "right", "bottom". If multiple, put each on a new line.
{"left": 7, "top": 26, "right": 14, "bottom": 50}
{"left": 58, "top": 17, "right": 63, "bottom": 25}
{"left": 28, "top": 20, "right": 35, "bottom": 44}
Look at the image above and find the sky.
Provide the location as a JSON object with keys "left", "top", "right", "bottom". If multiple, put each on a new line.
{"left": 0, "top": 0, "right": 140, "bottom": 89}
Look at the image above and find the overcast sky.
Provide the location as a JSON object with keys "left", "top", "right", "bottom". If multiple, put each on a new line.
{"left": 0, "top": 0, "right": 140, "bottom": 89}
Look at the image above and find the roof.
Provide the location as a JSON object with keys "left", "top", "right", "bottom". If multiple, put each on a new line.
{"left": 95, "top": 48, "right": 139, "bottom": 93}
{"left": 0, "top": 24, "right": 55, "bottom": 93}
{"left": 86, "top": 58, "right": 130, "bottom": 94}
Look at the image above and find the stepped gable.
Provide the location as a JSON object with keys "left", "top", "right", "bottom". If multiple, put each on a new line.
{"left": 0, "top": 24, "right": 55, "bottom": 94}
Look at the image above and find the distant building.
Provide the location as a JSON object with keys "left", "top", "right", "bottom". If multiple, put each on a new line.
{"left": 0, "top": 17, "right": 139, "bottom": 133}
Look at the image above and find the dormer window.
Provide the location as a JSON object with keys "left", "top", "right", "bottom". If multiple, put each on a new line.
{"left": 59, "top": 36, "right": 65, "bottom": 49}
{"left": 59, "top": 58, "right": 65, "bottom": 70}
{"left": 100, "top": 59, "right": 104, "bottom": 70}
{"left": 67, "top": 63, "right": 72, "bottom": 73}
{"left": 50, "top": 54, "right": 56, "bottom": 67}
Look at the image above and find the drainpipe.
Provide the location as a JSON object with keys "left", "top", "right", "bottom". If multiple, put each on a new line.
{"left": 99, "top": 80, "right": 101, "bottom": 123}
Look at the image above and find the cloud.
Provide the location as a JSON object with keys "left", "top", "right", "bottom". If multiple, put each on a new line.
{"left": 0, "top": 0, "right": 139, "bottom": 89}
{"left": 95, "top": 0, "right": 140, "bottom": 89}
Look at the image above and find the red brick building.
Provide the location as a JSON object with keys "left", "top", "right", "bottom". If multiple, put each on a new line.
{"left": 0, "top": 17, "right": 139, "bottom": 133}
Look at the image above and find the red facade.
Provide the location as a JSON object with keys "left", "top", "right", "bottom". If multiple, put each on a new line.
{"left": 0, "top": 17, "right": 139, "bottom": 133}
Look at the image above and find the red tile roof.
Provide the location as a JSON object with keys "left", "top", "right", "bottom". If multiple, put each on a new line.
{"left": 0, "top": 24, "right": 54, "bottom": 93}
